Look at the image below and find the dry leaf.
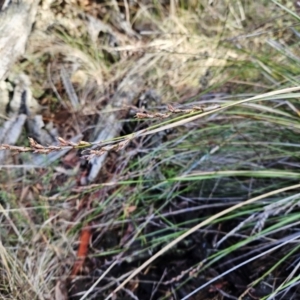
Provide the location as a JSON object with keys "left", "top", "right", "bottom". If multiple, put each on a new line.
{"left": 55, "top": 280, "right": 68, "bottom": 300}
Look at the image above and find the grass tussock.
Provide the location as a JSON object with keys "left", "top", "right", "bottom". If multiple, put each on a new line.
{"left": 2, "top": 1, "right": 300, "bottom": 300}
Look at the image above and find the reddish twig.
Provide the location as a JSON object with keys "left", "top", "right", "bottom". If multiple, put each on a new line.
{"left": 71, "top": 226, "right": 91, "bottom": 277}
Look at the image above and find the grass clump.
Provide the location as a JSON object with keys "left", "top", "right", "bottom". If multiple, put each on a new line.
{"left": 2, "top": 1, "right": 300, "bottom": 300}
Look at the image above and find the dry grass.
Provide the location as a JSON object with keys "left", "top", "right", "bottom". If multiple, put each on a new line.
{"left": 1, "top": 1, "right": 300, "bottom": 299}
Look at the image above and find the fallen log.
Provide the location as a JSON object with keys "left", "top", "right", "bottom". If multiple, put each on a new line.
{"left": 0, "top": 0, "right": 38, "bottom": 81}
